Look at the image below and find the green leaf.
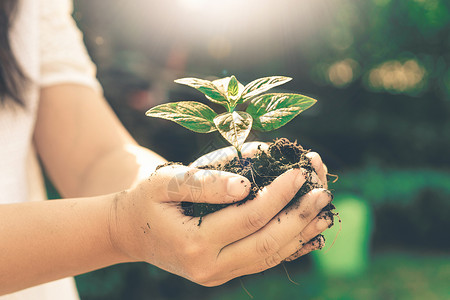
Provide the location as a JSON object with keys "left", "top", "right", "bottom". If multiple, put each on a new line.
{"left": 246, "top": 93, "right": 317, "bottom": 131}
{"left": 213, "top": 111, "right": 253, "bottom": 150}
{"left": 240, "top": 76, "right": 292, "bottom": 103}
{"left": 209, "top": 77, "right": 231, "bottom": 96}
{"left": 227, "top": 75, "right": 240, "bottom": 106}
{"left": 211, "top": 76, "right": 245, "bottom": 108}
{"left": 146, "top": 101, "right": 218, "bottom": 133}
{"left": 174, "top": 78, "right": 229, "bottom": 108}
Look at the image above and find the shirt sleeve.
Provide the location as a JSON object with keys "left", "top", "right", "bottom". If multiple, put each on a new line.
{"left": 39, "top": 0, "right": 102, "bottom": 93}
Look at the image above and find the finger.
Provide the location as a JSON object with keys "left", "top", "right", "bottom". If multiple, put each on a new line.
{"left": 190, "top": 142, "right": 269, "bottom": 168}
{"left": 190, "top": 147, "right": 238, "bottom": 168}
{"left": 284, "top": 235, "right": 326, "bottom": 262}
{"left": 202, "top": 168, "right": 315, "bottom": 243}
{"left": 215, "top": 234, "right": 326, "bottom": 285}
{"left": 215, "top": 189, "right": 332, "bottom": 271}
{"left": 155, "top": 165, "right": 250, "bottom": 204}
{"left": 280, "top": 210, "right": 333, "bottom": 261}
{"left": 229, "top": 234, "right": 327, "bottom": 282}
{"left": 241, "top": 142, "right": 269, "bottom": 157}
{"left": 306, "top": 152, "right": 328, "bottom": 189}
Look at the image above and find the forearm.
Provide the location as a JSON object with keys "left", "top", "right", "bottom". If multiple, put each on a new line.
{"left": 0, "top": 194, "right": 129, "bottom": 295}
{"left": 75, "top": 144, "right": 167, "bottom": 197}
{"left": 35, "top": 84, "right": 167, "bottom": 198}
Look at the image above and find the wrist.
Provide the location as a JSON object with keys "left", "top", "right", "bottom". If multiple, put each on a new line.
{"left": 105, "top": 191, "right": 139, "bottom": 263}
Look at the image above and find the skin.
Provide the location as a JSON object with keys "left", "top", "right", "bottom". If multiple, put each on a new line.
{"left": 0, "top": 84, "right": 332, "bottom": 295}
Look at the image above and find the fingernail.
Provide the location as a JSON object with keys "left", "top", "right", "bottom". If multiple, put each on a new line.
{"left": 227, "top": 176, "right": 249, "bottom": 199}
{"left": 316, "top": 215, "right": 333, "bottom": 230}
{"left": 316, "top": 191, "right": 331, "bottom": 210}
{"left": 324, "top": 189, "right": 334, "bottom": 201}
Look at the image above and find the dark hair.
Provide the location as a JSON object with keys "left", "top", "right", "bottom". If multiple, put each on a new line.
{"left": 0, "top": 0, "right": 27, "bottom": 106}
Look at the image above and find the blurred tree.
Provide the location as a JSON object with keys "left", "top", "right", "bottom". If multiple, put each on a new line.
{"left": 73, "top": 0, "right": 450, "bottom": 169}
{"left": 69, "top": 0, "right": 450, "bottom": 299}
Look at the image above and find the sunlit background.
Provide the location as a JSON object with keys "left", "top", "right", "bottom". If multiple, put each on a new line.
{"left": 54, "top": 0, "right": 450, "bottom": 299}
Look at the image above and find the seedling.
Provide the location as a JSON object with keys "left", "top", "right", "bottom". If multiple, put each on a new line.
{"left": 146, "top": 76, "right": 337, "bottom": 272}
{"left": 145, "top": 75, "right": 317, "bottom": 159}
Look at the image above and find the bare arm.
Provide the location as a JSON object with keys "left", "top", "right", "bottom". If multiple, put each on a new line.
{"left": 34, "top": 84, "right": 166, "bottom": 197}
{"left": 0, "top": 194, "right": 128, "bottom": 294}
{"left": 1, "top": 84, "right": 161, "bottom": 294}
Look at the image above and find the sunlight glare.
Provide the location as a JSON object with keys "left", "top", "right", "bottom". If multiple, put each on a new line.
{"left": 178, "top": 0, "right": 208, "bottom": 11}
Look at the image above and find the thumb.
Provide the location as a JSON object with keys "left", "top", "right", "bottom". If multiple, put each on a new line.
{"left": 156, "top": 165, "right": 251, "bottom": 204}
{"left": 190, "top": 142, "right": 269, "bottom": 168}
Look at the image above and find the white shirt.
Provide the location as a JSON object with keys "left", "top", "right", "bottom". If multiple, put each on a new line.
{"left": 0, "top": 0, "right": 101, "bottom": 298}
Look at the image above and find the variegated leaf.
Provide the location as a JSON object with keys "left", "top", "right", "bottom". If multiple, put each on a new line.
{"left": 246, "top": 93, "right": 316, "bottom": 131}
{"left": 146, "top": 101, "right": 217, "bottom": 133}
{"left": 240, "top": 76, "right": 292, "bottom": 103}
{"left": 213, "top": 111, "right": 253, "bottom": 150}
{"left": 174, "top": 77, "right": 229, "bottom": 107}
{"left": 227, "top": 75, "right": 240, "bottom": 106}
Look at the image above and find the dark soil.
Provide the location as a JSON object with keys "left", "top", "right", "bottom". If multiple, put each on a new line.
{"left": 181, "top": 138, "right": 335, "bottom": 220}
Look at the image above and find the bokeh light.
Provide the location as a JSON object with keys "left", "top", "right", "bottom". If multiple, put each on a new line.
{"left": 368, "top": 59, "right": 426, "bottom": 93}
{"left": 327, "top": 59, "right": 359, "bottom": 88}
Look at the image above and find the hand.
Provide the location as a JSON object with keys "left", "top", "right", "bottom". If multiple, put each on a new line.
{"left": 192, "top": 142, "right": 332, "bottom": 259}
{"left": 110, "top": 153, "right": 332, "bottom": 287}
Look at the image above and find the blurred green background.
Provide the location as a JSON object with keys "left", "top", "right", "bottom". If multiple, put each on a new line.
{"left": 61, "top": 0, "right": 450, "bottom": 299}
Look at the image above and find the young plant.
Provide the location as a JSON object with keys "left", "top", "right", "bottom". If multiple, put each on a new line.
{"left": 145, "top": 75, "right": 317, "bottom": 159}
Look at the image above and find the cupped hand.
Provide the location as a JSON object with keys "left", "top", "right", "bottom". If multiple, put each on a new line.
{"left": 191, "top": 142, "right": 332, "bottom": 259}
{"left": 110, "top": 145, "right": 332, "bottom": 286}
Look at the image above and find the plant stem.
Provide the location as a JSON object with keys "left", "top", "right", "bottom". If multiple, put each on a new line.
{"left": 237, "top": 149, "right": 243, "bottom": 160}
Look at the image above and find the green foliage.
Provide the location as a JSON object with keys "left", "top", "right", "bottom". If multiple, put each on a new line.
{"left": 144, "top": 101, "right": 217, "bottom": 133}
{"left": 240, "top": 76, "right": 292, "bottom": 103}
{"left": 146, "top": 75, "right": 317, "bottom": 153}
{"left": 227, "top": 75, "right": 240, "bottom": 106}
{"left": 246, "top": 93, "right": 316, "bottom": 131}
{"left": 174, "top": 77, "right": 230, "bottom": 108}
{"left": 213, "top": 111, "right": 253, "bottom": 151}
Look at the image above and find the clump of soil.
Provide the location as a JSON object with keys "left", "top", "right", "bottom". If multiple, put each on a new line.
{"left": 181, "top": 138, "right": 335, "bottom": 219}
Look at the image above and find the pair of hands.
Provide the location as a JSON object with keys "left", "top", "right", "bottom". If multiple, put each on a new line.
{"left": 109, "top": 143, "right": 332, "bottom": 286}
